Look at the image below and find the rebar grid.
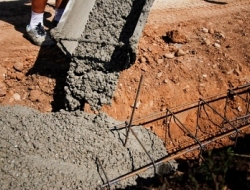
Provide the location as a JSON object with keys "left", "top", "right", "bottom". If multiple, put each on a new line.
{"left": 101, "top": 83, "right": 250, "bottom": 189}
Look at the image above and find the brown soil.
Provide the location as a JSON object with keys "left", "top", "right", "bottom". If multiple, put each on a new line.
{"left": 1, "top": 0, "right": 250, "bottom": 189}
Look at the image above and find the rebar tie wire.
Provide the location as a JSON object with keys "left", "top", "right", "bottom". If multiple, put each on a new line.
{"left": 166, "top": 108, "right": 204, "bottom": 151}
{"left": 199, "top": 98, "right": 240, "bottom": 134}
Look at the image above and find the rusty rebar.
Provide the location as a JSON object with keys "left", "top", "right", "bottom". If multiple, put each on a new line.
{"left": 97, "top": 157, "right": 111, "bottom": 190}
{"left": 167, "top": 108, "right": 203, "bottom": 150}
{"left": 102, "top": 84, "right": 250, "bottom": 189}
{"left": 101, "top": 123, "right": 250, "bottom": 189}
{"left": 124, "top": 75, "right": 143, "bottom": 147}
{"left": 199, "top": 98, "right": 239, "bottom": 133}
{"left": 129, "top": 127, "right": 157, "bottom": 174}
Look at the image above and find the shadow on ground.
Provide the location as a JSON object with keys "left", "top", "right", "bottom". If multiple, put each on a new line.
{"left": 204, "top": 0, "right": 228, "bottom": 5}
{"left": 0, "top": 0, "right": 70, "bottom": 111}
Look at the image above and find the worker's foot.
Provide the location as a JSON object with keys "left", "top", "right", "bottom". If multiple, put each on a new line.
{"left": 26, "top": 22, "right": 55, "bottom": 46}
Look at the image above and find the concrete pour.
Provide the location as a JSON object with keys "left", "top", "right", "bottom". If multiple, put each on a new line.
{"left": 0, "top": 0, "right": 178, "bottom": 189}
{"left": 0, "top": 105, "right": 177, "bottom": 189}
{"left": 52, "top": 0, "right": 155, "bottom": 111}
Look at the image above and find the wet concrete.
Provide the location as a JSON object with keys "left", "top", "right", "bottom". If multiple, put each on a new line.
{"left": 52, "top": 0, "right": 155, "bottom": 111}
{"left": 0, "top": 105, "right": 177, "bottom": 189}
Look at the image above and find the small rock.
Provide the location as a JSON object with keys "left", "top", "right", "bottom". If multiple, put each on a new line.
{"left": 163, "top": 79, "right": 168, "bottom": 83}
{"left": 203, "top": 38, "right": 211, "bottom": 46}
{"left": 165, "top": 30, "right": 188, "bottom": 44}
{"left": 158, "top": 59, "right": 164, "bottom": 64}
{"left": 157, "top": 72, "right": 162, "bottom": 79}
{"left": 212, "top": 64, "right": 217, "bottom": 69}
{"left": 218, "top": 32, "right": 226, "bottom": 39}
{"left": 0, "top": 82, "right": 6, "bottom": 97}
{"left": 237, "top": 106, "right": 242, "bottom": 112}
{"left": 215, "top": 39, "right": 221, "bottom": 43}
{"left": 214, "top": 43, "right": 221, "bottom": 48}
{"left": 28, "top": 86, "right": 36, "bottom": 90}
{"left": 16, "top": 72, "right": 24, "bottom": 81}
{"left": 13, "top": 62, "right": 23, "bottom": 72}
{"left": 175, "top": 49, "right": 187, "bottom": 57}
{"left": 202, "top": 27, "right": 209, "bottom": 33}
{"left": 29, "top": 89, "right": 41, "bottom": 102}
{"left": 139, "top": 56, "right": 147, "bottom": 63}
{"left": 209, "top": 28, "right": 214, "bottom": 34}
{"left": 13, "top": 93, "right": 21, "bottom": 101}
{"left": 164, "top": 53, "right": 175, "bottom": 59}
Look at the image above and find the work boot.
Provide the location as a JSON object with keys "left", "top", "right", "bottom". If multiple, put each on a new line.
{"left": 26, "top": 22, "right": 55, "bottom": 46}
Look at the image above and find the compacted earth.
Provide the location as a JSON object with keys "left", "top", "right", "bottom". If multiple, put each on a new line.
{"left": 0, "top": 0, "right": 250, "bottom": 189}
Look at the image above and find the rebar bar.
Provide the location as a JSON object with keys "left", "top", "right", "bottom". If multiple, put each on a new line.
{"left": 129, "top": 127, "right": 157, "bottom": 174}
{"left": 97, "top": 157, "right": 111, "bottom": 190}
{"left": 124, "top": 75, "right": 143, "bottom": 147}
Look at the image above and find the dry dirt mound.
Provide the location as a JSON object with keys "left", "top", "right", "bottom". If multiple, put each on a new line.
{"left": 0, "top": 105, "right": 177, "bottom": 189}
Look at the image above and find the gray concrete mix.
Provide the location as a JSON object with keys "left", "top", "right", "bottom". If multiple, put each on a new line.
{"left": 52, "top": 0, "right": 155, "bottom": 111}
{"left": 0, "top": 105, "right": 177, "bottom": 189}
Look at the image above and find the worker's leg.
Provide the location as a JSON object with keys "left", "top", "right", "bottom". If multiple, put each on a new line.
{"left": 32, "top": 0, "right": 48, "bottom": 13}
{"left": 26, "top": 0, "right": 54, "bottom": 46}
{"left": 29, "top": 0, "right": 48, "bottom": 28}
{"left": 54, "top": 0, "right": 69, "bottom": 25}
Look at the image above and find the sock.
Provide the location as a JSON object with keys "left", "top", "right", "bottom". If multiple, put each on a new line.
{"left": 30, "top": 11, "right": 44, "bottom": 28}
{"left": 54, "top": 8, "right": 65, "bottom": 22}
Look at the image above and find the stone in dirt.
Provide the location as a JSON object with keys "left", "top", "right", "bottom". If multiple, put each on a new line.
{"left": 164, "top": 30, "right": 188, "bottom": 44}
{"left": 13, "top": 62, "right": 24, "bottom": 72}
{"left": 164, "top": 53, "right": 175, "bottom": 59}
{"left": 0, "top": 81, "right": 6, "bottom": 96}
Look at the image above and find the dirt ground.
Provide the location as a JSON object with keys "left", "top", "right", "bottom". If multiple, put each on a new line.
{"left": 0, "top": 0, "right": 250, "bottom": 189}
